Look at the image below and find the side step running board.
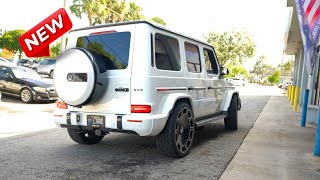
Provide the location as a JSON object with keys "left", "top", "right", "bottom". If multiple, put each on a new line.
{"left": 195, "top": 114, "right": 228, "bottom": 127}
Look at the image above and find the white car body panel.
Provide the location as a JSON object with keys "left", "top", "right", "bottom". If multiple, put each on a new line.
{"left": 54, "top": 21, "right": 240, "bottom": 136}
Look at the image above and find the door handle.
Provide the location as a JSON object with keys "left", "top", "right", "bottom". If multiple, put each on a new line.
{"left": 115, "top": 87, "right": 129, "bottom": 92}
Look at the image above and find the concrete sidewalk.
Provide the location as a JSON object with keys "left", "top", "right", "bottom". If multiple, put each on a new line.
{"left": 220, "top": 96, "right": 320, "bottom": 180}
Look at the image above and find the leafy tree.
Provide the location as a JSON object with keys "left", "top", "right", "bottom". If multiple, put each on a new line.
{"left": 0, "top": 49, "right": 14, "bottom": 59}
{"left": 70, "top": 0, "right": 105, "bottom": 26}
{"left": 206, "top": 30, "right": 255, "bottom": 66}
{"left": 0, "top": 30, "right": 26, "bottom": 59}
{"left": 250, "top": 55, "right": 275, "bottom": 79}
{"left": 70, "top": 0, "right": 161, "bottom": 25}
{"left": 50, "top": 43, "right": 60, "bottom": 57}
{"left": 150, "top": 17, "right": 166, "bottom": 25}
{"left": 226, "top": 65, "right": 249, "bottom": 78}
{"left": 268, "top": 70, "right": 281, "bottom": 85}
{"left": 278, "top": 59, "right": 294, "bottom": 73}
{"left": 70, "top": 0, "right": 145, "bottom": 25}
{"left": 123, "top": 2, "right": 144, "bottom": 21}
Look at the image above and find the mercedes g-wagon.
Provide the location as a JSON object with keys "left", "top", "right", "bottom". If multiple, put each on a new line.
{"left": 53, "top": 21, "right": 241, "bottom": 157}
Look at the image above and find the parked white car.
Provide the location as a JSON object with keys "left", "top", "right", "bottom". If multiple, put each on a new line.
{"left": 32, "top": 58, "right": 56, "bottom": 78}
{"left": 53, "top": 21, "right": 241, "bottom": 157}
{"left": 226, "top": 77, "right": 246, "bottom": 86}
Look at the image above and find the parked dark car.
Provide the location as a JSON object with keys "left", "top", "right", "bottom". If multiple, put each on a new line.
{"left": 0, "top": 65, "right": 58, "bottom": 103}
{"left": 17, "top": 59, "right": 33, "bottom": 68}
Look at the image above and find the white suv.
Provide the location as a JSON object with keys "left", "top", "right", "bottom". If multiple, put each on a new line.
{"left": 53, "top": 21, "right": 241, "bottom": 157}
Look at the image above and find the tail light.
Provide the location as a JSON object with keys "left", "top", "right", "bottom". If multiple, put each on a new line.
{"left": 57, "top": 101, "right": 68, "bottom": 109}
{"left": 131, "top": 105, "right": 151, "bottom": 113}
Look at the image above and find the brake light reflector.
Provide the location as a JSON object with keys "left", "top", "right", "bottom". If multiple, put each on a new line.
{"left": 131, "top": 105, "right": 151, "bottom": 113}
{"left": 57, "top": 101, "right": 68, "bottom": 109}
{"left": 91, "top": 30, "right": 116, "bottom": 35}
{"left": 127, "top": 120, "right": 143, "bottom": 123}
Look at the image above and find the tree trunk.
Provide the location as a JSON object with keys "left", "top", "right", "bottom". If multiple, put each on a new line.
{"left": 18, "top": 51, "right": 22, "bottom": 59}
{"left": 88, "top": 14, "right": 93, "bottom": 26}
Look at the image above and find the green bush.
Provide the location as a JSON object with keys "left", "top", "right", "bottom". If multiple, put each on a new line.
{"left": 268, "top": 70, "right": 280, "bottom": 85}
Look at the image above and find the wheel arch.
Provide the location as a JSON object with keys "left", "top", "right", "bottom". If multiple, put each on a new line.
{"left": 220, "top": 90, "right": 239, "bottom": 111}
{"left": 20, "top": 86, "right": 33, "bottom": 94}
{"left": 160, "top": 93, "right": 194, "bottom": 117}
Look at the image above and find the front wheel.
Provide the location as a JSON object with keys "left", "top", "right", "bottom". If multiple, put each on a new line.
{"left": 67, "top": 128, "right": 104, "bottom": 145}
{"left": 224, "top": 95, "right": 238, "bottom": 130}
{"left": 20, "top": 88, "right": 33, "bottom": 103}
{"left": 156, "top": 102, "right": 195, "bottom": 158}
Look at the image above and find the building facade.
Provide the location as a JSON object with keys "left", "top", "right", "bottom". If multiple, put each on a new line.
{"left": 285, "top": 0, "right": 319, "bottom": 125}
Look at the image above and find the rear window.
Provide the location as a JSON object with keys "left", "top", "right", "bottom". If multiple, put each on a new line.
{"left": 18, "top": 59, "right": 28, "bottom": 63}
{"left": 76, "top": 32, "right": 131, "bottom": 70}
{"left": 40, "top": 59, "right": 55, "bottom": 65}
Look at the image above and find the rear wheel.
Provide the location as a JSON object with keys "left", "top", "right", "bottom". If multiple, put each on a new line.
{"left": 49, "top": 71, "right": 54, "bottom": 78}
{"left": 224, "top": 95, "right": 238, "bottom": 130}
{"left": 20, "top": 88, "right": 33, "bottom": 103}
{"left": 67, "top": 128, "right": 104, "bottom": 144}
{"left": 156, "top": 102, "right": 195, "bottom": 157}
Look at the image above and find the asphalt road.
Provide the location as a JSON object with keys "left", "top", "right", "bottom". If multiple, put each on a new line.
{"left": 0, "top": 94, "right": 270, "bottom": 180}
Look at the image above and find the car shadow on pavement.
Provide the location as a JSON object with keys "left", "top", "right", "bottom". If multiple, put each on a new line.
{"left": 0, "top": 94, "right": 55, "bottom": 104}
{"left": 53, "top": 120, "right": 230, "bottom": 158}
{"left": 45, "top": 122, "right": 232, "bottom": 179}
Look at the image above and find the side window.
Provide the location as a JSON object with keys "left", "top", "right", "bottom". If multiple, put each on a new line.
{"left": 0, "top": 67, "right": 6, "bottom": 77}
{"left": 40, "top": 59, "right": 48, "bottom": 65}
{"left": 155, "top": 33, "right": 181, "bottom": 71}
{"left": 48, "top": 60, "right": 56, "bottom": 65}
{"left": 203, "top": 48, "right": 219, "bottom": 74}
{"left": 185, "top": 42, "right": 201, "bottom": 73}
{"left": 0, "top": 67, "right": 12, "bottom": 77}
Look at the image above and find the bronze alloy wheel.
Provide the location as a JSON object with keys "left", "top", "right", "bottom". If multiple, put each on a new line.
{"left": 21, "top": 89, "right": 33, "bottom": 103}
{"left": 175, "top": 107, "right": 194, "bottom": 153}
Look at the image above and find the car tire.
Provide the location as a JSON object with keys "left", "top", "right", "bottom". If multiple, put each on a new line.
{"left": 49, "top": 71, "right": 54, "bottom": 78}
{"left": 156, "top": 102, "right": 195, "bottom": 158}
{"left": 224, "top": 95, "right": 238, "bottom": 130}
{"left": 32, "top": 68, "right": 37, "bottom": 72}
{"left": 20, "top": 88, "right": 33, "bottom": 103}
{"left": 67, "top": 128, "right": 104, "bottom": 145}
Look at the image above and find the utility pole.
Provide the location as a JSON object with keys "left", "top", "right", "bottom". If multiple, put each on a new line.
{"left": 59, "top": 0, "right": 67, "bottom": 54}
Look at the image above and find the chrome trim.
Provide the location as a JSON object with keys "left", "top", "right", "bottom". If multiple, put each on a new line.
{"left": 157, "top": 87, "right": 187, "bottom": 91}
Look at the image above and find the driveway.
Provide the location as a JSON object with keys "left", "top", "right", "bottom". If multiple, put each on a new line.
{"left": 0, "top": 85, "right": 271, "bottom": 179}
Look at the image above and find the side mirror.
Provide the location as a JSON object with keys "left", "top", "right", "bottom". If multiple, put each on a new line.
{"left": 220, "top": 67, "right": 229, "bottom": 76}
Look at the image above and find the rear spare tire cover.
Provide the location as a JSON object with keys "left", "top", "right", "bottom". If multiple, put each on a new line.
{"left": 54, "top": 48, "right": 96, "bottom": 106}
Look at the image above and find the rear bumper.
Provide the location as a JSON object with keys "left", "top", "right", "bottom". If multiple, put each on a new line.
{"left": 54, "top": 110, "right": 168, "bottom": 136}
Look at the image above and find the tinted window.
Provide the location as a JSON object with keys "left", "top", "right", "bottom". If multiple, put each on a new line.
{"left": 40, "top": 59, "right": 55, "bottom": 65}
{"left": 203, "top": 48, "right": 219, "bottom": 74}
{"left": 48, "top": 60, "right": 56, "bottom": 65}
{"left": 76, "top": 32, "right": 131, "bottom": 70}
{"left": 18, "top": 59, "right": 28, "bottom": 63}
{"left": 185, "top": 42, "right": 201, "bottom": 73}
{"left": 0, "top": 67, "right": 11, "bottom": 77}
{"left": 154, "top": 33, "right": 181, "bottom": 71}
{"left": 40, "top": 59, "right": 49, "bottom": 65}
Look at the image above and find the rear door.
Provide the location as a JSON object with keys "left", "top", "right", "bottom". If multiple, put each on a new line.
{"left": 67, "top": 25, "right": 135, "bottom": 114}
{"left": 184, "top": 42, "right": 207, "bottom": 118}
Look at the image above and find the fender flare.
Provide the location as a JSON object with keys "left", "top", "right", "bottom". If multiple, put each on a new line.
{"left": 159, "top": 93, "right": 194, "bottom": 116}
{"left": 220, "top": 90, "right": 240, "bottom": 111}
